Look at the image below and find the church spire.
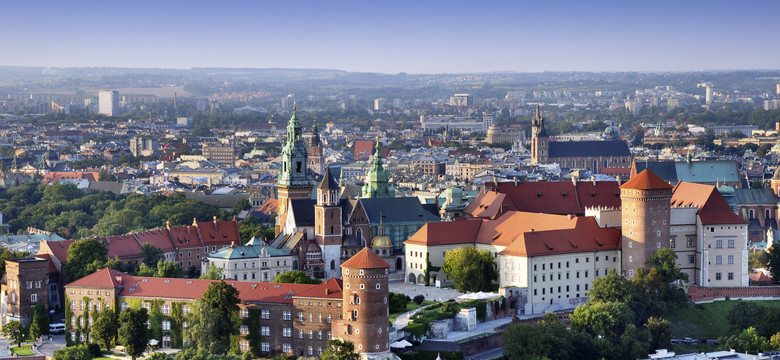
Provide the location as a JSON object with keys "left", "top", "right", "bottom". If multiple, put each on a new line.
{"left": 532, "top": 104, "right": 547, "bottom": 137}
{"left": 311, "top": 114, "right": 321, "bottom": 147}
{"left": 362, "top": 136, "right": 393, "bottom": 198}
{"left": 276, "top": 103, "right": 311, "bottom": 187}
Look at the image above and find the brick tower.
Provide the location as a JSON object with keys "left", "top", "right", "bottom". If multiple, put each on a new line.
{"left": 1, "top": 258, "right": 49, "bottom": 327}
{"left": 315, "top": 167, "right": 343, "bottom": 278}
{"left": 620, "top": 169, "right": 673, "bottom": 277}
{"left": 337, "top": 248, "right": 393, "bottom": 360}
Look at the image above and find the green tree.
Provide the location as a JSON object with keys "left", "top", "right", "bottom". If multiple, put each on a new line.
{"left": 767, "top": 245, "right": 780, "bottom": 284}
{"left": 118, "top": 307, "right": 151, "bottom": 360}
{"left": 156, "top": 260, "right": 183, "bottom": 278}
{"left": 98, "top": 171, "right": 118, "bottom": 181}
{"left": 195, "top": 281, "right": 241, "bottom": 354}
{"left": 274, "top": 270, "right": 322, "bottom": 284}
{"left": 320, "top": 339, "right": 360, "bottom": 360}
{"left": 141, "top": 243, "right": 165, "bottom": 268}
{"left": 502, "top": 313, "right": 580, "bottom": 360}
{"left": 727, "top": 301, "right": 763, "bottom": 331}
{"left": 770, "top": 332, "right": 780, "bottom": 351}
{"left": 136, "top": 263, "right": 156, "bottom": 277}
{"left": 749, "top": 251, "right": 769, "bottom": 272}
{"left": 441, "top": 247, "right": 498, "bottom": 292}
{"left": 92, "top": 307, "right": 119, "bottom": 351}
{"left": 646, "top": 316, "right": 672, "bottom": 351}
{"left": 232, "top": 198, "right": 251, "bottom": 214}
{"left": 719, "top": 327, "right": 769, "bottom": 354}
{"left": 103, "top": 256, "right": 127, "bottom": 272}
{"left": 2, "top": 320, "right": 25, "bottom": 347}
{"left": 65, "top": 238, "right": 108, "bottom": 281}
{"left": 29, "top": 304, "right": 49, "bottom": 339}
{"left": 388, "top": 292, "right": 409, "bottom": 313}
{"left": 52, "top": 344, "right": 92, "bottom": 360}
{"left": 571, "top": 301, "right": 634, "bottom": 339}
{"left": 200, "top": 264, "right": 224, "bottom": 280}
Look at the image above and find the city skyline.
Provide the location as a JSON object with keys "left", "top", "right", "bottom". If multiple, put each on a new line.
{"left": 0, "top": 0, "right": 779, "bottom": 74}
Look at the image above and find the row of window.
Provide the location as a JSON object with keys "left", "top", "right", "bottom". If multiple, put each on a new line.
{"left": 533, "top": 268, "right": 616, "bottom": 283}
{"left": 532, "top": 256, "right": 613, "bottom": 271}
{"left": 534, "top": 283, "right": 588, "bottom": 296}
{"left": 344, "top": 283, "right": 381, "bottom": 290}
{"left": 714, "top": 272, "right": 735, "bottom": 281}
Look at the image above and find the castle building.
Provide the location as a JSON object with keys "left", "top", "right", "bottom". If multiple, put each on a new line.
{"left": 619, "top": 170, "right": 673, "bottom": 278}
{"left": 63, "top": 248, "right": 390, "bottom": 358}
{"left": 530, "top": 105, "right": 631, "bottom": 173}
{"left": 0, "top": 258, "right": 49, "bottom": 327}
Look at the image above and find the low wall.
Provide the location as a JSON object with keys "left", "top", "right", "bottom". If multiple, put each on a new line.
{"left": 688, "top": 285, "right": 780, "bottom": 303}
{"left": 459, "top": 333, "right": 503, "bottom": 357}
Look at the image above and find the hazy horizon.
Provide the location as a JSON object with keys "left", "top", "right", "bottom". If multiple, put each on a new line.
{"left": 1, "top": 0, "right": 778, "bottom": 74}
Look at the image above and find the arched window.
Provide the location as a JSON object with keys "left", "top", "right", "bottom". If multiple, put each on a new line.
{"left": 330, "top": 260, "right": 335, "bottom": 270}
{"left": 353, "top": 294, "right": 360, "bottom": 305}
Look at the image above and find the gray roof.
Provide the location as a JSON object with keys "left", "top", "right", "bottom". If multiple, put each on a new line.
{"left": 88, "top": 181, "right": 125, "bottom": 195}
{"left": 634, "top": 161, "right": 678, "bottom": 183}
{"left": 549, "top": 140, "right": 630, "bottom": 158}
{"left": 732, "top": 188, "right": 778, "bottom": 205}
{"left": 358, "top": 197, "right": 441, "bottom": 224}
{"left": 291, "top": 199, "right": 317, "bottom": 226}
{"left": 209, "top": 244, "right": 289, "bottom": 260}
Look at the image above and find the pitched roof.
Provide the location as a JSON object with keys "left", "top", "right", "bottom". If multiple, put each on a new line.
{"left": 621, "top": 170, "right": 673, "bottom": 190}
{"left": 358, "top": 197, "right": 441, "bottom": 224}
{"left": 256, "top": 198, "right": 279, "bottom": 215}
{"left": 341, "top": 247, "right": 390, "bottom": 269}
{"left": 486, "top": 180, "right": 621, "bottom": 216}
{"left": 67, "top": 267, "right": 124, "bottom": 288}
{"left": 732, "top": 188, "right": 778, "bottom": 205}
{"left": 196, "top": 220, "right": 240, "bottom": 245}
{"left": 671, "top": 182, "right": 748, "bottom": 225}
{"left": 405, "top": 219, "right": 484, "bottom": 246}
{"left": 291, "top": 199, "right": 317, "bottom": 226}
{"left": 316, "top": 167, "right": 339, "bottom": 190}
{"left": 463, "top": 191, "right": 512, "bottom": 219}
{"left": 675, "top": 160, "right": 740, "bottom": 183}
{"left": 293, "top": 278, "right": 343, "bottom": 299}
{"left": 498, "top": 217, "right": 621, "bottom": 257}
{"left": 632, "top": 160, "right": 678, "bottom": 183}
{"left": 133, "top": 228, "right": 176, "bottom": 253}
{"left": 548, "top": 140, "right": 630, "bottom": 158}
{"left": 476, "top": 211, "right": 584, "bottom": 247}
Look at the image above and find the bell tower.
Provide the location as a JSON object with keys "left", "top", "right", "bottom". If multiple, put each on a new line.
{"left": 530, "top": 105, "right": 549, "bottom": 164}
{"left": 315, "top": 167, "right": 343, "bottom": 278}
{"left": 276, "top": 106, "right": 314, "bottom": 235}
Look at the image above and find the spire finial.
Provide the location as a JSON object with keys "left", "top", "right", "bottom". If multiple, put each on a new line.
{"left": 293, "top": 101, "right": 296, "bottom": 112}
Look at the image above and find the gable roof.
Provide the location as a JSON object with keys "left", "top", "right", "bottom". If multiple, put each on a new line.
{"left": 405, "top": 219, "right": 485, "bottom": 246}
{"left": 732, "top": 188, "right": 778, "bottom": 205}
{"left": 290, "top": 199, "right": 317, "bottom": 226}
{"left": 316, "top": 168, "right": 339, "bottom": 190}
{"left": 341, "top": 247, "right": 390, "bottom": 269}
{"left": 621, "top": 170, "right": 673, "bottom": 190}
{"left": 671, "top": 182, "right": 748, "bottom": 225}
{"left": 293, "top": 278, "right": 343, "bottom": 299}
{"left": 632, "top": 160, "right": 678, "bottom": 183}
{"left": 357, "top": 197, "right": 441, "bottom": 224}
{"left": 67, "top": 267, "right": 124, "bottom": 289}
{"left": 674, "top": 160, "right": 740, "bottom": 183}
{"left": 548, "top": 140, "right": 630, "bottom": 158}
{"left": 485, "top": 180, "right": 621, "bottom": 216}
{"left": 463, "top": 191, "right": 512, "bottom": 219}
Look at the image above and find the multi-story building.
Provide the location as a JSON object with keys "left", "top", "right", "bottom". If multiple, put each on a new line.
{"left": 202, "top": 143, "right": 241, "bottom": 166}
{"left": 449, "top": 94, "right": 473, "bottom": 107}
{"left": 1, "top": 258, "right": 49, "bottom": 326}
{"left": 201, "top": 240, "right": 294, "bottom": 282}
{"left": 63, "top": 248, "right": 390, "bottom": 358}
{"left": 98, "top": 90, "right": 119, "bottom": 116}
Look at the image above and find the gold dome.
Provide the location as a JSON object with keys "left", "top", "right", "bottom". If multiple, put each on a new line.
{"left": 370, "top": 235, "right": 392, "bottom": 248}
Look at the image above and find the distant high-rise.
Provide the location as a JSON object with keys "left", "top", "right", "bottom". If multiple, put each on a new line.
{"left": 98, "top": 90, "right": 119, "bottom": 116}
{"left": 373, "top": 98, "right": 386, "bottom": 111}
{"left": 449, "top": 93, "right": 473, "bottom": 106}
{"left": 776, "top": 84, "right": 779, "bottom": 95}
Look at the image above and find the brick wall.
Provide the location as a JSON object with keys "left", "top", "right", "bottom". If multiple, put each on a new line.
{"left": 688, "top": 285, "right": 780, "bottom": 302}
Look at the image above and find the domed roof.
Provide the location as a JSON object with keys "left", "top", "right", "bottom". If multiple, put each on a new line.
{"left": 42, "top": 148, "right": 59, "bottom": 162}
{"left": 371, "top": 234, "right": 392, "bottom": 248}
{"left": 604, "top": 126, "right": 616, "bottom": 134}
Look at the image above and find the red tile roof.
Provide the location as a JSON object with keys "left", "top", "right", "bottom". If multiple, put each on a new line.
{"left": 483, "top": 181, "right": 621, "bottom": 216}
{"left": 463, "top": 191, "right": 513, "bottom": 219}
{"left": 340, "top": 247, "right": 390, "bottom": 269}
{"left": 197, "top": 220, "right": 240, "bottom": 246}
{"left": 476, "top": 211, "right": 583, "bottom": 247}
{"left": 671, "top": 182, "right": 748, "bottom": 225}
{"left": 66, "top": 268, "right": 343, "bottom": 304}
{"left": 257, "top": 198, "right": 278, "bottom": 215}
{"left": 405, "top": 219, "right": 485, "bottom": 246}
{"left": 133, "top": 229, "right": 176, "bottom": 253}
{"left": 33, "top": 254, "right": 59, "bottom": 274}
{"left": 499, "top": 223, "right": 621, "bottom": 257}
{"left": 621, "top": 170, "right": 672, "bottom": 190}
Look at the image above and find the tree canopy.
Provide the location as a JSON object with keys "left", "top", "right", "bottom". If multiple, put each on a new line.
{"left": 118, "top": 308, "right": 151, "bottom": 360}
{"left": 184, "top": 281, "right": 242, "bottom": 354}
{"left": 320, "top": 339, "right": 360, "bottom": 360}
{"left": 441, "top": 247, "right": 498, "bottom": 292}
{"left": 274, "top": 270, "right": 322, "bottom": 284}
{"left": 65, "top": 238, "right": 108, "bottom": 281}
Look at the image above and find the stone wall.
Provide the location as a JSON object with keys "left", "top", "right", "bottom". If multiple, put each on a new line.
{"left": 459, "top": 333, "right": 503, "bottom": 357}
{"left": 688, "top": 285, "right": 780, "bottom": 303}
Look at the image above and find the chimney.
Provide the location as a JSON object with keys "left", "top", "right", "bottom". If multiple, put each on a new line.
{"left": 530, "top": 228, "right": 535, "bottom": 234}
{"left": 192, "top": 218, "right": 198, "bottom": 226}
{"left": 513, "top": 177, "right": 518, "bottom": 186}
{"left": 230, "top": 241, "right": 235, "bottom": 248}
{"left": 166, "top": 220, "right": 170, "bottom": 229}
{"left": 213, "top": 216, "right": 218, "bottom": 231}
{"left": 616, "top": 176, "right": 621, "bottom": 185}
{"left": 572, "top": 177, "right": 577, "bottom": 187}
{"left": 591, "top": 176, "right": 596, "bottom": 186}
{"left": 115, "top": 276, "right": 122, "bottom": 283}
{"left": 325, "top": 288, "right": 330, "bottom": 295}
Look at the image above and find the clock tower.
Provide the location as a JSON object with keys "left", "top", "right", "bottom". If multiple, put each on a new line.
{"left": 276, "top": 106, "right": 314, "bottom": 235}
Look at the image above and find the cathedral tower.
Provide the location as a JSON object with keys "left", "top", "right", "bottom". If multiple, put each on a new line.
{"left": 308, "top": 117, "right": 326, "bottom": 176}
{"left": 315, "top": 167, "right": 343, "bottom": 278}
{"left": 530, "top": 105, "right": 549, "bottom": 164}
{"left": 620, "top": 170, "right": 672, "bottom": 277}
{"left": 338, "top": 248, "right": 392, "bottom": 359}
{"left": 361, "top": 137, "right": 394, "bottom": 199}
{"left": 276, "top": 107, "right": 314, "bottom": 234}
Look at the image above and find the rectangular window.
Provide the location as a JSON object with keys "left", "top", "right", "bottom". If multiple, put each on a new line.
{"left": 261, "top": 326, "right": 270, "bottom": 336}
{"left": 283, "top": 344, "right": 291, "bottom": 352}
{"left": 240, "top": 325, "right": 249, "bottom": 335}
{"left": 670, "top": 237, "right": 676, "bottom": 248}
{"left": 283, "top": 328, "right": 291, "bottom": 337}
{"left": 262, "top": 309, "right": 270, "bottom": 319}
{"left": 299, "top": 330, "right": 303, "bottom": 339}
{"left": 716, "top": 272, "right": 722, "bottom": 280}
{"left": 715, "top": 255, "right": 722, "bottom": 265}
{"left": 262, "top": 342, "right": 270, "bottom": 352}
{"left": 728, "top": 255, "right": 735, "bottom": 264}
{"left": 688, "top": 255, "right": 695, "bottom": 264}
{"left": 716, "top": 239, "right": 723, "bottom": 248}
{"left": 283, "top": 310, "right": 291, "bottom": 320}
{"left": 308, "top": 330, "right": 313, "bottom": 339}
{"left": 240, "top": 309, "right": 248, "bottom": 319}
{"left": 162, "top": 321, "right": 171, "bottom": 331}
{"left": 31, "top": 294, "right": 37, "bottom": 302}
{"left": 728, "top": 239, "right": 735, "bottom": 248}
{"left": 240, "top": 340, "right": 249, "bottom": 352}
{"left": 687, "top": 237, "right": 696, "bottom": 248}
{"left": 182, "top": 305, "right": 191, "bottom": 314}
{"left": 728, "top": 272, "right": 734, "bottom": 280}
{"left": 162, "top": 304, "right": 170, "bottom": 314}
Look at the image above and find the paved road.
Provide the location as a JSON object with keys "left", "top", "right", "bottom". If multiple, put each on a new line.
{"left": 36, "top": 333, "right": 66, "bottom": 357}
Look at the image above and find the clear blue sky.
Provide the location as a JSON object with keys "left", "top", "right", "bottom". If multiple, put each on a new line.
{"left": 1, "top": 0, "right": 777, "bottom": 74}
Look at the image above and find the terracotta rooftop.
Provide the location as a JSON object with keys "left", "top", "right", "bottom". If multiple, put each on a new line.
{"left": 340, "top": 247, "right": 390, "bottom": 269}
{"left": 473, "top": 180, "right": 621, "bottom": 217}
{"left": 621, "top": 169, "right": 673, "bottom": 190}
{"left": 405, "top": 219, "right": 485, "bottom": 246}
{"left": 671, "top": 182, "right": 747, "bottom": 225}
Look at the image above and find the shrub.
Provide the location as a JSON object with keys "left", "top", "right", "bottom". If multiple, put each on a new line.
{"left": 413, "top": 295, "right": 425, "bottom": 305}
{"left": 88, "top": 343, "right": 102, "bottom": 357}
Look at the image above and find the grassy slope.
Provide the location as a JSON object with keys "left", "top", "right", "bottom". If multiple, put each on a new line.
{"left": 666, "top": 300, "right": 780, "bottom": 339}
